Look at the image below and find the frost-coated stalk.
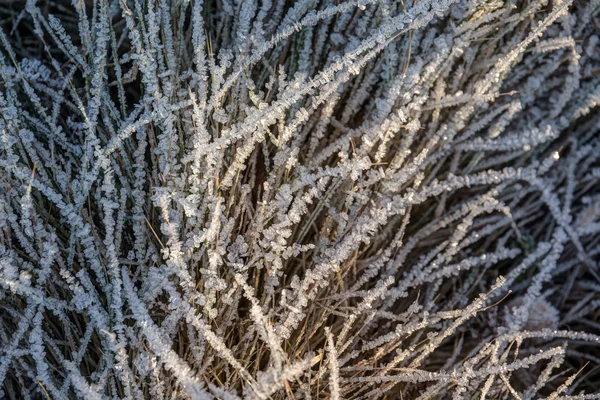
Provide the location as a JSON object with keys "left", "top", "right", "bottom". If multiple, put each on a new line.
{"left": 1, "top": 0, "right": 600, "bottom": 399}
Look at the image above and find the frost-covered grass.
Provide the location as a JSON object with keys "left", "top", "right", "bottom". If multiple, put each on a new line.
{"left": 1, "top": 0, "right": 600, "bottom": 398}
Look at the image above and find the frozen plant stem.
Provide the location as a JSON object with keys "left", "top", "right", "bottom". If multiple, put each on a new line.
{"left": 1, "top": 0, "right": 600, "bottom": 399}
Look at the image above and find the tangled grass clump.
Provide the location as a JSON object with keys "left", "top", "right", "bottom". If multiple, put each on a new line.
{"left": 1, "top": 0, "right": 600, "bottom": 398}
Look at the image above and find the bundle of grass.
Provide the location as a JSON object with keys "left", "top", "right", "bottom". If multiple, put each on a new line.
{"left": 1, "top": 0, "right": 600, "bottom": 398}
